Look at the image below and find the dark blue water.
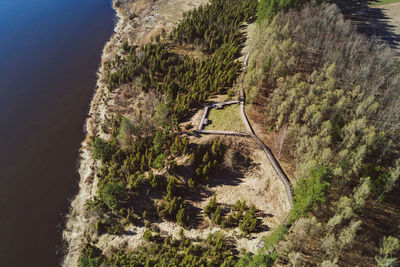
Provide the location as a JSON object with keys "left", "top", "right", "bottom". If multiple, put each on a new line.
{"left": 0, "top": 0, "right": 114, "bottom": 266}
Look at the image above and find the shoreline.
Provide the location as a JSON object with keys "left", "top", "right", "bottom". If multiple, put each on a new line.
{"left": 61, "top": 0, "right": 207, "bottom": 265}
{"left": 62, "top": 2, "right": 122, "bottom": 265}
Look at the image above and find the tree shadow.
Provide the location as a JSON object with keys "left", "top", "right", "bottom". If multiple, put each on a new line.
{"left": 333, "top": 0, "right": 400, "bottom": 49}
{"left": 255, "top": 207, "right": 273, "bottom": 233}
{"left": 207, "top": 167, "right": 245, "bottom": 188}
{"left": 185, "top": 202, "right": 205, "bottom": 229}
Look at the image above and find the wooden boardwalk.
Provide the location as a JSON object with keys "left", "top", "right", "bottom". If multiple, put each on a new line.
{"left": 196, "top": 53, "right": 294, "bottom": 208}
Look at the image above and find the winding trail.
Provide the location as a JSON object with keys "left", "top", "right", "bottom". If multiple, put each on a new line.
{"left": 196, "top": 53, "right": 294, "bottom": 208}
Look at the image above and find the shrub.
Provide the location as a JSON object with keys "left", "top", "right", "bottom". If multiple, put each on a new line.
{"left": 187, "top": 178, "right": 195, "bottom": 188}
{"left": 106, "top": 222, "right": 124, "bottom": 235}
{"left": 80, "top": 244, "right": 103, "bottom": 267}
{"left": 143, "top": 229, "right": 152, "bottom": 242}
{"left": 237, "top": 252, "right": 278, "bottom": 267}
{"left": 92, "top": 137, "right": 116, "bottom": 162}
{"left": 176, "top": 205, "right": 187, "bottom": 226}
{"left": 212, "top": 206, "right": 222, "bottom": 225}
{"left": 158, "top": 195, "right": 185, "bottom": 222}
{"left": 101, "top": 182, "right": 127, "bottom": 210}
{"left": 239, "top": 205, "right": 258, "bottom": 234}
{"left": 204, "top": 194, "right": 218, "bottom": 218}
{"left": 169, "top": 160, "right": 177, "bottom": 173}
{"left": 263, "top": 224, "right": 288, "bottom": 251}
{"left": 152, "top": 153, "right": 166, "bottom": 170}
{"left": 289, "top": 165, "right": 331, "bottom": 223}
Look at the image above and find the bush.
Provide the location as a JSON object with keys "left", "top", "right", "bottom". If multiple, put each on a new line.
{"left": 152, "top": 153, "right": 166, "bottom": 170}
{"left": 204, "top": 194, "right": 218, "bottom": 218}
{"left": 101, "top": 182, "right": 127, "bottom": 210}
{"left": 176, "top": 205, "right": 187, "bottom": 226}
{"left": 158, "top": 195, "right": 185, "bottom": 222}
{"left": 263, "top": 224, "right": 288, "bottom": 251}
{"left": 212, "top": 206, "right": 222, "bottom": 225}
{"left": 187, "top": 178, "right": 195, "bottom": 188}
{"left": 143, "top": 229, "right": 152, "bottom": 242}
{"left": 80, "top": 244, "right": 103, "bottom": 267}
{"left": 289, "top": 165, "right": 331, "bottom": 223}
{"left": 237, "top": 252, "right": 278, "bottom": 267}
{"left": 239, "top": 205, "right": 258, "bottom": 234}
{"left": 106, "top": 222, "right": 124, "bottom": 235}
{"left": 169, "top": 160, "right": 177, "bottom": 173}
{"left": 92, "top": 137, "right": 116, "bottom": 162}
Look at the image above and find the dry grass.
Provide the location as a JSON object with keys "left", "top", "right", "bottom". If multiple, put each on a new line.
{"left": 204, "top": 104, "right": 246, "bottom": 132}
{"left": 371, "top": 0, "right": 400, "bottom": 5}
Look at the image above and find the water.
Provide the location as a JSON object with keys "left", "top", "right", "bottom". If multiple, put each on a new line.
{"left": 0, "top": 0, "right": 114, "bottom": 266}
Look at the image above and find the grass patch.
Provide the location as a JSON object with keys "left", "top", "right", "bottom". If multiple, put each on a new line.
{"left": 370, "top": 0, "right": 400, "bottom": 5}
{"left": 262, "top": 224, "right": 288, "bottom": 251}
{"left": 204, "top": 104, "right": 246, "bottom": 132}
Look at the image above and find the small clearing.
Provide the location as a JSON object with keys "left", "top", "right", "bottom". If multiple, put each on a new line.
{"left": 204, "top": 104, "right": 246, "bottom": 132}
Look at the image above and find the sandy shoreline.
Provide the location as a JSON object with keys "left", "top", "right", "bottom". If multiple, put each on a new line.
{"left": 61, "top": 3, "right": 121, "bottom": 265}
{"left": 61, "top": 0, "right": 207, "bottom": 265}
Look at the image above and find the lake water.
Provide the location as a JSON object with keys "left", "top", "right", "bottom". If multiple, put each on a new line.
{"left": 0, "top": 0, "right": 114, "bottom": 265}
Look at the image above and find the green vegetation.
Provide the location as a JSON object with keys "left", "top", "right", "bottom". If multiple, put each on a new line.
{"left": 92, "top": 137, "right": 117, "bottom": 162}
{"left": 193, "top": 139, "right": 224, "bottom": 183}
{"left": 81, "top": 231, "right": 236, "bottom": 266}
{"left": 101, "top": 182, "right": 127, "bottom": 210}
{"left": 204, "top": 196, "right": 260, "bottom": 234}
{"left": 257, "top": 0, "right": 308, "bottom": 23}
{"left": 370, "top": 0, "right": 400, "bottom": 5}
{"left": 204, "top": 104, "right": 247, "bottom": 132}
{"left": 204, "top": 194, "right": 218, "bottom": 218}
{"left": 238, "top": 205, "right": 258, "bottom": 235}
{"left": 262, "top": 224, "right": 288, "bottom": 251}
{"left": 171, "top": 0, "right": 257, "bottom": 52}
{"left": 90, "top": 129, "right": 193, "bottom": 230}
{"left": 105, "top": 0, "right": 257, "bottom": 121}
{"left": 80, "top": 244, "right": 103, "bottom": 267}
{"left": 81, "top": 0, "right": 260, "bottom": 264}
{"left": 237, "top": 252, "right": 278, "bottom": 267}
{"left": 289, "top": 165, "right": 331, "bottom": 223}
{"left": 81, "top": 0, "right": 400, "bottom": 263}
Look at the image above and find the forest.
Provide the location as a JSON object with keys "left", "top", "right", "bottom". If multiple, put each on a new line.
{"left": 80, "top": 0, "right": 400, "bottom": 264}
{"left": 244, "top": 1, "right": 400, "bottom": 265}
